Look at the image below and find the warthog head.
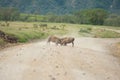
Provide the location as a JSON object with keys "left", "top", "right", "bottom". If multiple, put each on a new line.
{"left": 47, "top": 36, "right": 61, "bottom": 45}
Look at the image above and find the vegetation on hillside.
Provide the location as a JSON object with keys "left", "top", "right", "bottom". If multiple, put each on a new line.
{"left": 0, "top": 0, "right": 120, "bottom": 14}
{"left": 0, "top": 7, "right": 20, "bottom": 22}
{"left": 0, "top": 7, "right": 120, "bottom": 27}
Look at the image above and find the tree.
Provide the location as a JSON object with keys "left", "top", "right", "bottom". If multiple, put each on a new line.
{"left": 88, "top": 9, "right": 108, "bottom": 25}
{"left": 74, "top": 9, "right": 108, "bottom": 25}
{"left": 0, "top": 7, "right": 20, "bottom": 22}
{"left": 104, "top": 14, "right": 120, "bottom": 27}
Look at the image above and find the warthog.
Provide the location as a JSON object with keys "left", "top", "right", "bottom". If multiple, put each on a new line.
{"left": 47, "top": 36, "right": 61, "bottom": 45}
{"left": 60, "top": 37, "right": 75, "bottom": 47}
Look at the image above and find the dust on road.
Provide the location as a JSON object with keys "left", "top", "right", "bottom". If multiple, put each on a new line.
{"left": 0, "top": 37, "right": 120, "bottom": 80}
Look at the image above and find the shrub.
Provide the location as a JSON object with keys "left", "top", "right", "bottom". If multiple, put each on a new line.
{"left": 79, "top": 27, "right": 92, "bottom": 33}
{"left": 104, "top": 15, "right": 120, "bottom": 27}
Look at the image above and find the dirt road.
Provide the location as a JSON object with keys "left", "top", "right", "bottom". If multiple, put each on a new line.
{"left": 0, "top": 37, "right": 120, "bottom": 80}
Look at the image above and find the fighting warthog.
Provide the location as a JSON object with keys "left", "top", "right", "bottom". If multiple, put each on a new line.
{"left": 47, "top": 36, "right": 61, "bottom": 45}
{"left": 60, "top": 37, "right": 75, "bottom": 47}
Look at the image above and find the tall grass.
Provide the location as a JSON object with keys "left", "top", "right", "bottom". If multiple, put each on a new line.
{"left": 0, "top": 22, "right": 68, "bottom": 43}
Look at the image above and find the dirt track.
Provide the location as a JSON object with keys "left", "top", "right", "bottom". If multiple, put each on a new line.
{"left": 0, "top": 37, "right": 120, "bottom": 80}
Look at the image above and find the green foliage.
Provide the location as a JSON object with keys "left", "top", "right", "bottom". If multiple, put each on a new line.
{"left": 19, "top": 10, "right": 119, "bottom": 27}
{"left": 74, "top": 9, "right": 108, "bottom": 25}
{"left": 88, "top": 9, "right": 108, "bottom": 25}
{"left": 0, "top": 6, "right": 119, "bottom": 27}
{"left": 9, "top": 9, "right": 119, "bottom": 27}
{"left": 104, "top": 14, "right": 120, "bottom": 27}
{"left": 46, "top": 14, "right": 76, "bottom": 23}
{"left": 0, "top": 0, "right": 119, "bottom": 14}
{"left": 19, "top": 13, "right": 46, "bottom": 22}
{"left": 0, "top": 7, "right": 20, "bottom": 21}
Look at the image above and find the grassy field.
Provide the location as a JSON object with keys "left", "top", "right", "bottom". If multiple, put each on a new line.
{"left": 0, "top": 22, "right": 68, "bottom": 42}
{"left": 0, "top": 21, "right": 120, "bottom": 46}
{"left": 75, "top": 24, "right": 120, "bottom": 38}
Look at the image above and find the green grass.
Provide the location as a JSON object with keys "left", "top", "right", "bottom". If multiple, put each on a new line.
{"left": 77, "top": 25, "right": 120, "bottom": 38}
{"left": 16, "top": 31, "right": 46, "bottom": 42}
{"left": 20, "top": 13, "right": 46, "bottom": 22}
{"left": 0, "top": 28, "right": 47, "bottom": 42}
{"left": 0, "top": 21, "right": 68, "bottom": 43}
{"left": 93, "top": 29, "right": 120, "bottom": 38}
{"left": 0, "top": 21, "right": 120, "bottom": 46}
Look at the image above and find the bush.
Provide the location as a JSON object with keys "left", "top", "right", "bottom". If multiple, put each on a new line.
{"left": 79, "top": 27, "right": 92, "bottom": 33}
{"left": 0, "top": 7, "right": 20, "bottom": 21}
{"left": 104, "top": 14, "right": 120, "bottom": 27}
{"left": 74, "top": 9, "right": 108, "bottom": 25}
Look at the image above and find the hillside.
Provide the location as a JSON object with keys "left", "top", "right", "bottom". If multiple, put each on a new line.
{"left": 0, "top": 0, "right": 120, "bottom": 14}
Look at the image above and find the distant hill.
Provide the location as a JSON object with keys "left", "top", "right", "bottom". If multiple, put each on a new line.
{"left": 0, "top": 0, "right": 120, "bottom": 14}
